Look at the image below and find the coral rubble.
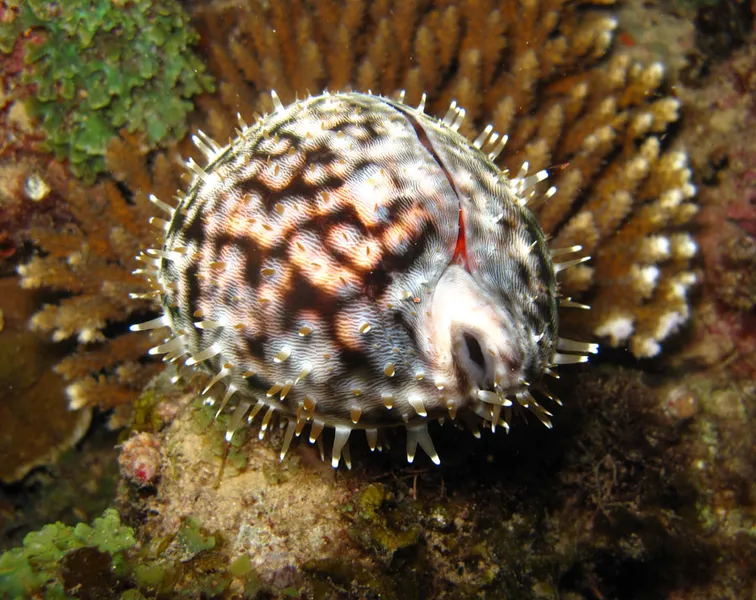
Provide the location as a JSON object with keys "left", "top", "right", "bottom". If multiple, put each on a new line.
{"left": 0, "top": 0, "right": 214, "bottom": 181}
{"left": 134, "top": 382, "right": 355, "bottom": 589}
{"left": 187, "top": 0, "right": 698, "bottom": 358}
{"left": 96, "top": 361, "right": 753, "bottom": 599}
{"left": 2, "top": 365, "right": 752, "bottom": 597}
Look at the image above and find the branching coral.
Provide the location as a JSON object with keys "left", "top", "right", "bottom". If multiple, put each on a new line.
{"left": 190, "top": 0, "right": 699, "bottom": 358}
{"left": 0, "top": 0, "right": 214, "bottom": 181}
{"left": 16, "top": 136, "right": 182, "bottom": 413}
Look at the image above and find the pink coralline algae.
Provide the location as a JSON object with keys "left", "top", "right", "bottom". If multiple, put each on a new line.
{"left": 118, "top": 432, "right": 163, "bottom": 487}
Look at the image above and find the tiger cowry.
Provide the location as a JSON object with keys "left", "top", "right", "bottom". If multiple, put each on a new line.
{"left": 133, "top": 91, "right": 598, "bottom": 468}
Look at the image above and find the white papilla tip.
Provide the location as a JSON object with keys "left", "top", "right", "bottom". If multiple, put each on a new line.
{"left": 271, "top": 89, "right": 284, "bottom": 112}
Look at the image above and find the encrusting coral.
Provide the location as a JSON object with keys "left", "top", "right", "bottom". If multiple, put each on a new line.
{"left": 0, "top": 0, "right": 213, "bottom": 182}
{"left": 190, "top": 0, "right": 699, "bottom": 358}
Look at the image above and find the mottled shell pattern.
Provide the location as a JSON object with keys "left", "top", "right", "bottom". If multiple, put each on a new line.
{"left": 132, "top": 91, "right": 598, "bottom": 468}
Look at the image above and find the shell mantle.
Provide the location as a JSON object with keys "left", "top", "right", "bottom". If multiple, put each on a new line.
{"left": 133, "top": 91, "right": 598, "bottom": 467}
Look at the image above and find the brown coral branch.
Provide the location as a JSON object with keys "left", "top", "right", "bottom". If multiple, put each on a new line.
{"left": 16, "top": 137, "right": 180, "bottom": 412}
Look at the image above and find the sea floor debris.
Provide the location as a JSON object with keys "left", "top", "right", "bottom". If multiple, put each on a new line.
{"left": 100, "top": 362, "right": 756, "bottom": 598}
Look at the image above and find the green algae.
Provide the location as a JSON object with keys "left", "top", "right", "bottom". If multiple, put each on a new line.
{"left": 228, "top": 554, "right": 253, "bottom": 577}
{"left": 0, "top": 0, "right": 214, "bottom": 182}
{"left": 132, "top": 562, "right": 165, "bottom": 588}
{"left": 303, "top": 557, "right": 398, "bottom": 600}
{"left": 187, "top": 401, "right": 250, "bottom": 478}
{"left": 192, "top": 402, "right": 216, "bottom": 433}
{"left": 0, "top": 508, "right": 267, "bottom": 599}
{"left": 130, "top": 390, "right": 167, "bottom": 434}
{"left": 346, "top": 483, "right": 423, "bottom": 562}
{"left": 176, "top": 517, "right": 216, "bottom": 557}
{"left": 0, "top": 509, "right": 135, "bottom": 599}
{"left": 227, "top": 446, "right": 249, "bottom": 474}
